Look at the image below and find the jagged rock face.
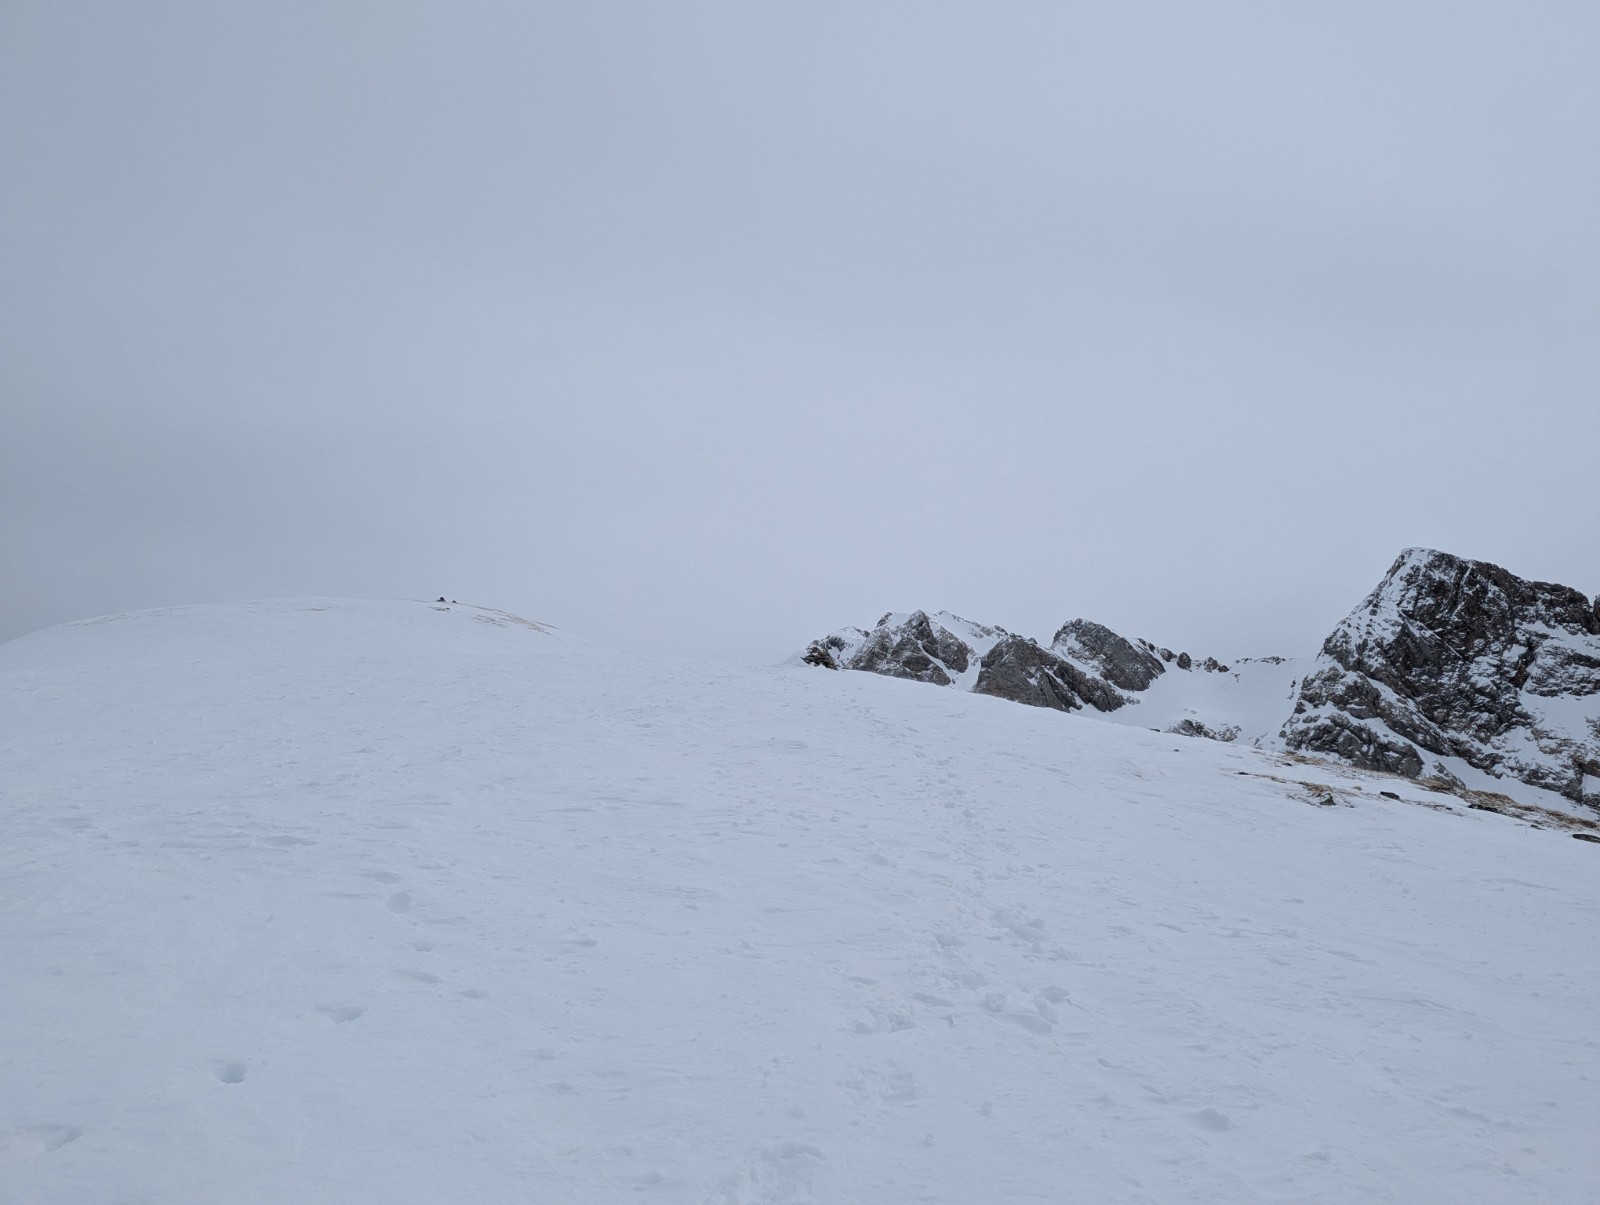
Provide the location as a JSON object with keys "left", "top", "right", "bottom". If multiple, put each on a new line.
{"left": 1283, "top": 549, "right": 1600, "bottom": 803}
{"left": 800, "top": 643, "right": 839, "bottom": 669}
{"left": 805, "top": 611, "right": 978, "bottom": 687}
{"left": 1167, "top": 718, "right": 1242, "bottom": 743}
{"left": 852, "top": 610, "right": 971, "bottom": 686}
{"left": 800, "top": 610, "right": 1245, "bottom": 732}
{"left": 975, "top": 636, "right": 1129, "bottom": 714}
{"left": 1129, "top": 639, "right": 1229, "bottom": 676}
{"left": 1051, "top": 620, "right": 1166, "bottom": 692}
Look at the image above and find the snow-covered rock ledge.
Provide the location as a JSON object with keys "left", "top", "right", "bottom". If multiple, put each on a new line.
{"left": 1283, "top": 548, "right": 1600, "bottom": 807}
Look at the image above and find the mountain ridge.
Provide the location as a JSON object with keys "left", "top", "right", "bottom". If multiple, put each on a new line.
{"left": 799, "top": 548, "right": 1600, "bottom": 812}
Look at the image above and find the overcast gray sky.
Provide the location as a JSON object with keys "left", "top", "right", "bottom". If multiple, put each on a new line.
{"left": 4, "top": 2, "right": 1596, "bottom": 662}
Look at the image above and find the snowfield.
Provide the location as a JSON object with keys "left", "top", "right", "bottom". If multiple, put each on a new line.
{"left": 2, "top": 599, "right": 1597, "bottom": 1204}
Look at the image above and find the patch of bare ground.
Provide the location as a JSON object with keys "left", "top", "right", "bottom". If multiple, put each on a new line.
{"left": 1241, "top": 755, "right": 1600, "bottom": 835}
{"left": 1417, "top": 779, "right": 1599, "bottom": 834}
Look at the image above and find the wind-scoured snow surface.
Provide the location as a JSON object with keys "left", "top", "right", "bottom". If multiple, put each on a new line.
{"left": 3, "top": 600, "right": 1597, "bottom": 1204}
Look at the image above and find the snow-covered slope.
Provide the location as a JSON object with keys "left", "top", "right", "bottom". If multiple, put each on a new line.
{"left": 1102, "top": 656, "right": 1306, "bottom": 744}
{"left": 4, "top": 599, "right": 1599, "bottom": 1203}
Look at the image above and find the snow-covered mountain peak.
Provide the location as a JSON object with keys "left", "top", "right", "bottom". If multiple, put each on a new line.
{"left": 1050, "top": 618, "right": 1170, "bottom": 691}
{"left": 796, "top": 609, "right": 1002, "bottom": 687}
{"left": 1283, "top": 548, "right": 1600, "bottom": 805}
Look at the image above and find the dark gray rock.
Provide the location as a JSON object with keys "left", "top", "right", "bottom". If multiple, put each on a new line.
{"left": 850, "top": 610, "right": 971, "bottom": 686}
{"left": 1140, "top": 641, "right": 1178, "bottom": 664}
{"left": 805, "top": 609, "right": 1239, "bottom": 731}
{"left": 1050, "top": 619, "right": 1167, "bottom": 692}
{"left": 1166, "top": 718, "right": 1242, "bottom": 743}
{"left": 801, "top": 642, "right": 839, "bottom": 669}
{"left": 1287, "top": 705, "right": 1425, "bottom": 777}
{"left": 975, "top": 636, "right": 1128, "bottom": 714}
{"left": 1283, "top": 549, "right": 1600, "bottom": 803}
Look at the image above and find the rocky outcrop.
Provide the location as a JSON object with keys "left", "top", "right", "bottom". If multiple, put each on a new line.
{"left": 1050, "top": 620, "right": 1166, "bottom": 692}
{"left": 800, "top": 643, "right": 840, "bottom": 669}
{"left": 800, "top": 611, "right": 1178, "bottom": 719}
{"left": 851, "top": 611, "right": 971, "bottom": 686}
{"left": 975, "top": 636, "right": 1129, "bottom": 713}
{"left": 1166, "top": 718, "right": 1243, "bottom": 743}
{"left": 800, "top": 611, "right": 995, "bottom": 688}
{"left": 1283, "top": 549, "right": 1600, "bottom": 804}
